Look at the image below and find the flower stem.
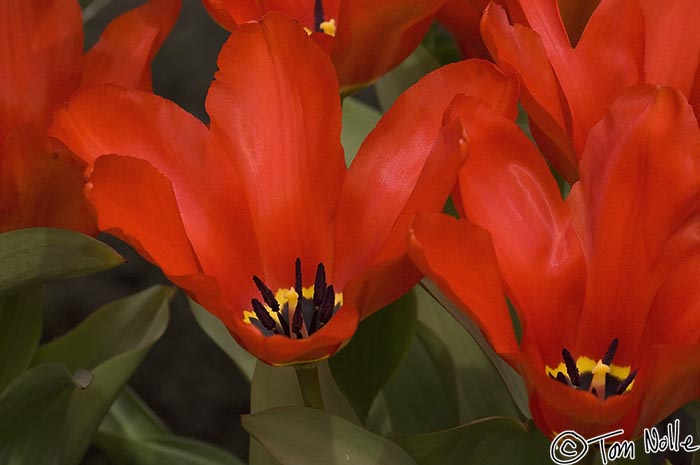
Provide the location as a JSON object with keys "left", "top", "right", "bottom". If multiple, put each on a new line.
{"left": 295, "top": 364, "right": 325, "bottom": 410}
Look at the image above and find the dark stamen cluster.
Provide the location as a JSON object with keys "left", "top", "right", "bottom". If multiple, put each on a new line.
{"left": 314, "top": 0, "right": 325, "bottom": 32}
{"left": 551, "top": 338, "right": 638, "bottom": 399}
{"left": 250, "top": 258, "right": 338, "bottom": 339}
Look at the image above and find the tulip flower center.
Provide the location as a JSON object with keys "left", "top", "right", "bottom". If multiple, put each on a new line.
{"left": 308, "top": 0, "right": 336, "bottom": 36}
{"left": 243, "top": 258, "right": 343, "bottom": 339}
{"left": 546, "top": 339, "right": 637, "bottom": 400}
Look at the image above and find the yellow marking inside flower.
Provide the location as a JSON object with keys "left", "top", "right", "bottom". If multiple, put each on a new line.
{"left": 319, "top": 18, "right": 336, "bottom": 36}
{"left": 243, "top": 285, "right": 343, "bottom": 328}
{"left": 546, "top": 356, "right": 635, "bottom": 394}
{"left": 303, "top": 18, "right": 336, "bottom": 37}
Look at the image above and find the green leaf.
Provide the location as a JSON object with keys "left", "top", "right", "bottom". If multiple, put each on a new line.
{"left": 415, "top": 286, "right": 520, "bottom": 423}
{"left": 189, "top": 298, "right": 256, "bottom": 382}
{"left": 341, "top": 97, "right": 382, "bottom": 166}
{"left": 243, "top": 406, "right": 417, "bottom": 465}
{"left": 249, "top": 361, "right": 360, "bottom": 465}
{"left": 0, "top": 228, "right": 123, "bottom": 296}
{"left": 31, "top": 286, "right": 172, "bottom": 465}
{"left": 375, "top": 46, "right": 441, "bottom": 112}
{"left": 94, "top": 432, "right": 246, "bottom": 465}
{"left": 420, "top": 23, "right": 462, "bottom": 66}
{"left": 0, "top": 287, "right": 43, "bottom": 393}
{"left": 99, "top": 386, "right": 169, "bottom": 439}
{"left": 0, "top": 363, "right": 76, "bottom": 465}
{"left": 366, "top": 285, "right": 519, "bottom": 435}
{"left": 420, "top": 279, "right": 530, "bottom": 418}
{"left": 330, "top": 290, "right": 417, "bottom": 422}
{"left": 391, "top": 418, "right": 550, "bottom": 465}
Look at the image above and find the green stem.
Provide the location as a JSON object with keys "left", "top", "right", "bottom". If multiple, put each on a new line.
{"left": 295, "top": 364, "right": 325, "bottom": 410}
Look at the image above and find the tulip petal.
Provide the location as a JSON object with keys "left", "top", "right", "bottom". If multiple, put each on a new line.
{"left": 570, "top": 85, "right": 700, "bottom": 361}
{"left": 640, "top": 0, "right": 700, "bottom": 99}
{"left": 87, "top": 154, "right": 199, "bottom": 277}
{"left": 481, "top": 3, "right": 577, "bottom": 181}
{"left": 334, "top": 59, "right": 517, "bottom": 291}
{"left": 49, "top": 85, "right": 260, "bottom": 308}
{"left": 201, "top": 0, "right": 329, "bottom": 31}
{"left": 409, "top": 212, "right": 520, "bottom": 357}
{"left": 206, "top": 13, "right": 345, "bottom": 290}
{"left": 343, "top": 117, "right": 467, "bottom": 317}
{"left": 81, "top": 0, "right": 182, "bottom": 91}
{"left": 639, "top": 252, "right": 700, "bottom": 348}
{"left": 0, "top": 125, "right": 94, "bottom": 234}
{"left": 633, "top": 343, "right": 700, "bottom": 437}
{"left": 436, "top": 0, "right": 491, "bottom": 58}
{"left": 454, "top": 96, "right": 585, "bottom": 365}
{"left": 332, "top": 0, "right": 446, "bottom": 89}
{"left": 0, "top": 0, "right": 82, "bottom": 138}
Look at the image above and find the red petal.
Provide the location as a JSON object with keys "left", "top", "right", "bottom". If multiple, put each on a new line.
{"left": 454, "top": 96, "right": 585, "bottom": 365}
{"left": 563, "top": 0, "right": 644, "bottom": 154}
{"left": 81, "top": 0, "right": 182, "bottom": 91}
{"left": 0, "top": 0, "right": 82, "bottom": 138}
{"left": 49, "top": 85, "right": 260, "bottom": 308}
{"left": 408, "top": 213, "right": 520, "bottom": 357}
{"left": 570, "top": 85, "right": 700, "bottom": 361}
{"left": 640, "top": 0, "right": 700, "bottom": 99}
{"left": 87, "top": 155, "right": 200, "bottom": 278}
{"left": 334, "top": 59, "right": 517, "bottom": 290}
{"left": 633, "top": 343, "right": 700, "bottom": 436}
{"left": 206, "top": 13, "right": 345, "bottom": 290}
{"left": 639, "top": 252, "right": 700, "bottom": 348}
{"left": 481, "top": 3, "right": 578, "bottom": 182}
{"left": 343, "top": 117, "right": 467, "bottom": 318}
{"left": 0, "top": 125, "right": 94, "bottom": 234}
{"left": 201, "top": 0, "right": 328, "bottom": 31}
{"left": 436, "top": 0, "right": 491, "bottom": 58}
{"left": 332, "top": 0, "right": 447, "bottom": 89}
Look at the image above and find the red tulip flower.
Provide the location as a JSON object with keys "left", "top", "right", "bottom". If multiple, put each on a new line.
{"left": 481, "top": 0, "right": 700, "bottom": 183}
{"left": 409, "top": 84, "right": 700, "bottom": 438}
{"left": 201, "top": 0, "right": 451, "bottom": 93}
{"left": 0, "top": 0, "right": 180, "bottom": 233}
{"left": 49, "top": 13, "right": 517, "bottom": 365}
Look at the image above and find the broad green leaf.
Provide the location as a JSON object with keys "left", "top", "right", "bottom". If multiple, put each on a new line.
{"left": 420, "top": 279, "right": 530, "bottom": 418}
{"left": 0, "top": 287, "right": 42, "bottom": 393}
{"left": 420, "top": 23, "right": 462, "bottom": 66}
{"left": 249, "top": 360, "right": 360, "bottom": 465}
{"left": 330, "top": 290, "right": 417, "bottom": 422}
{"left": 99, "top": 386, "right": 169, "bottom": 438}
{"left": 341, "top": 97, "right": 381, "bottom": 166}
{"left": 31, "top": 286, "right": 172, "bottom": 465}
{"left": 414, "top": 286, "right": 520, "bottom": 423}
{"left": 366, "top": 285, "right": 519, "bottom": 435}
{"left": 0, "top": 228, "right": 123, "bottom": 296}
{"left": 375, "top": 46, "right": 441, "bottom": 112}
{"left": 392, "top": 418, "right": 550, "bottom": 465}
{"left": 0, "top": 363, "right": 76, "bottom": 465}
{"left": 94, "top": 432, "right": 246, "bottom": 465}
{"left": 189, "top": 298, "right": 256, "bottom": 382}
{"left": 243, "top": 406, "right": 417, "bottom": 465}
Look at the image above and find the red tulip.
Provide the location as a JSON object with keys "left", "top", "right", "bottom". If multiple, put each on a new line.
{"left": 409, "top": 84, "right": 700, "bottom": 438}
{"left": 0, "top": 0, "right": 180, "bottom": 233}
{"left": 201, "top": 0, "right": 451, "bottom": 93}
{"left": 481, "top": 0, "right": 700, "bottom": 183}
{"left": 49, "top": 13, "right": 518, "bottom": 365}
